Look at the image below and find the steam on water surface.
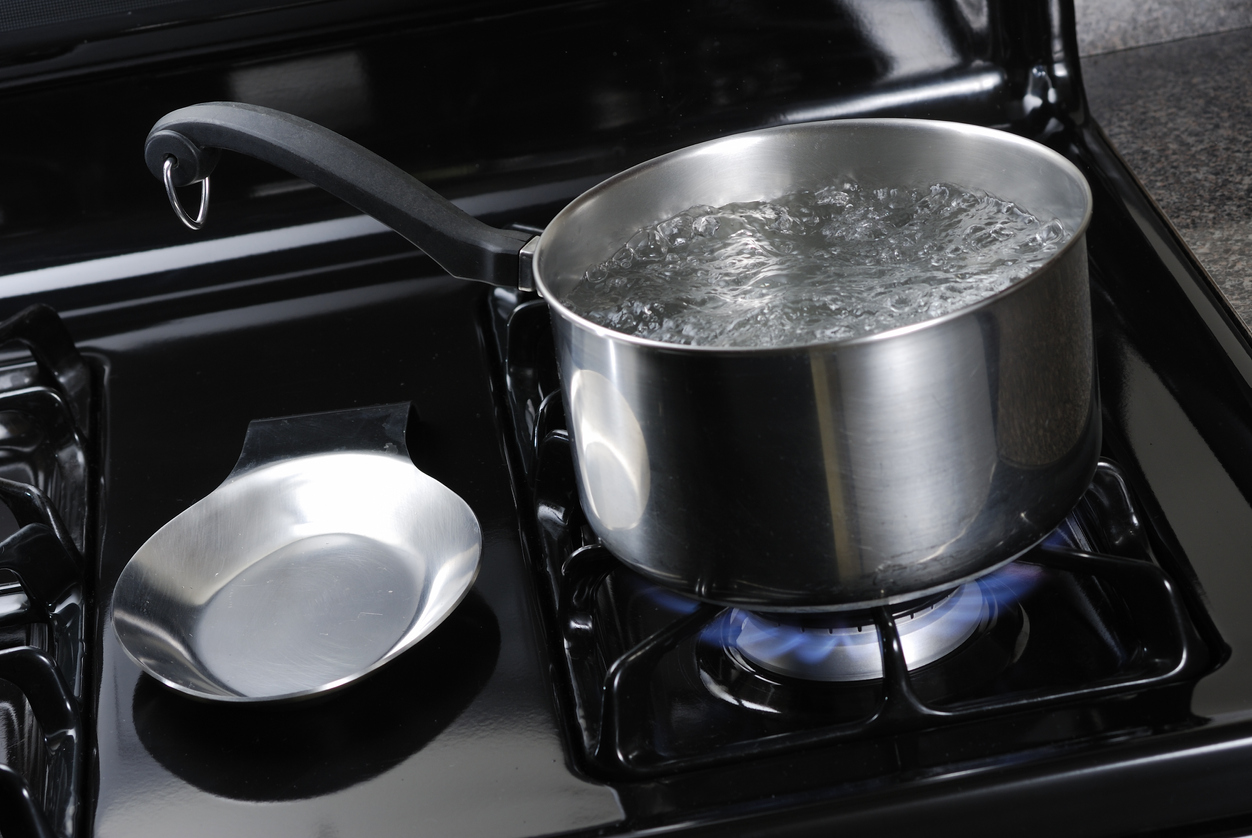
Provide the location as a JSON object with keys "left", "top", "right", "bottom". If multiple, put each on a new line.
{"left": 562, "top": 181, "right": 1070, "bottom": 347}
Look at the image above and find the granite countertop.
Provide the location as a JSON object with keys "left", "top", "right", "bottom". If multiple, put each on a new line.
{"left": 1082, "top": 26, "right": 1252, "bottom": 329}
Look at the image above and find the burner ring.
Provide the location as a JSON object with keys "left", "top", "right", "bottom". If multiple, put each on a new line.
{"left": 729, "top": 583, "right": 989, "bottom": 682}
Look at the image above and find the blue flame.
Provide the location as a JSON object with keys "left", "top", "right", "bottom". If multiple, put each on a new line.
{"left": 745, "top": 619, "right": 877, "bottom": 664}
{"left": 978, "top": 561, "right": 1044, "bottom": 611}
{"left": 703, "top": 561, "right": 1047, "bottom": 682}
{"left": 631, "top": 577, "right": 705, "bottom": 616}
{"left": 642, "top": 559, "right": 1045, "bottom": 678}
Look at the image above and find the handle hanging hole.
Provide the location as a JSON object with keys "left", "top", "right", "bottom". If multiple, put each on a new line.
{"left": 162, "top": 156, "right": 210, "bottom": 231}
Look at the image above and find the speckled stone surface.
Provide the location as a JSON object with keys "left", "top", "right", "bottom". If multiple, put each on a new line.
{"left": 1075, "top": 0, "right": 1252, "bottom": 55}
{"left": 1083, "top": 26, "right": 1252, "bottom": 328}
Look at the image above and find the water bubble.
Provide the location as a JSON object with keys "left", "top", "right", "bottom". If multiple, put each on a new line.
{"left": 562, "top": 180, "right": 1071, "bottom": 347}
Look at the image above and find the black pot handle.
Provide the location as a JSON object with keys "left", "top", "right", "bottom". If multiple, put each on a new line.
{"left": 145, "top": 102, "right": 534, "bottom": 288}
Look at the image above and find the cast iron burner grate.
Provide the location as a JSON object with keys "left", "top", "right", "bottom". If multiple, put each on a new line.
{"left": 0, "top": 306, "right": 94, "bottom": 838}
{"left": 488, "top": 291, "right": 1214, "bottom": 780}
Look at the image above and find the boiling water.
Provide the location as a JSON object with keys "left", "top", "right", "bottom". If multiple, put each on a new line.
{"left": 562, "top": 181, "right": 1070, "bottom": 347}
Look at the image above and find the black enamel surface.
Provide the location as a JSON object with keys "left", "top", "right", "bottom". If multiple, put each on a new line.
{"left": 80, "top": 272, "right": 621, "bottom": 836}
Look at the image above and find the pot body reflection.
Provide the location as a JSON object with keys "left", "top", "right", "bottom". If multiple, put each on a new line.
{"left": 537, "top": 119, "right": 1098, "bottom": 611}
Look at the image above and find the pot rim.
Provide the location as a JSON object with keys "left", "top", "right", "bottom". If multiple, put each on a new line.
{"left": 533, "top": 117, "right": 1094, "bottom": 355}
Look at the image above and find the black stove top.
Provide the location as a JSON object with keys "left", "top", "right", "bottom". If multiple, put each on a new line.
{"left": 4, "top": 1, "right": 1252, "bottom": 836}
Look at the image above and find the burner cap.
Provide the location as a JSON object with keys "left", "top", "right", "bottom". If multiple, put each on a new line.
{"left": 729, "top": 583, "right": 988, "bottom": 682}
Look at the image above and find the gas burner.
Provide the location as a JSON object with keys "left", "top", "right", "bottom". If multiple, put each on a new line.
{"left": 728, "top": 584, "right": 990, "bottom": 683}
{"left": 697, "top": 574, "right": 1029, "bottom": 716}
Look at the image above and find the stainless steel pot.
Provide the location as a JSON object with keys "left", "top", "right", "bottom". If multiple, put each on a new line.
{"left": 146, "top": 105, "right": 1096, "bottom": 611}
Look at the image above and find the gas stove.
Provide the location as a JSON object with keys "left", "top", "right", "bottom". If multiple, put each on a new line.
{"left": 493, "top": 290, "right": 1209, "bottom": 778}
{"left": 3, "top": 1, "right": 1252, "bottom": 836}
